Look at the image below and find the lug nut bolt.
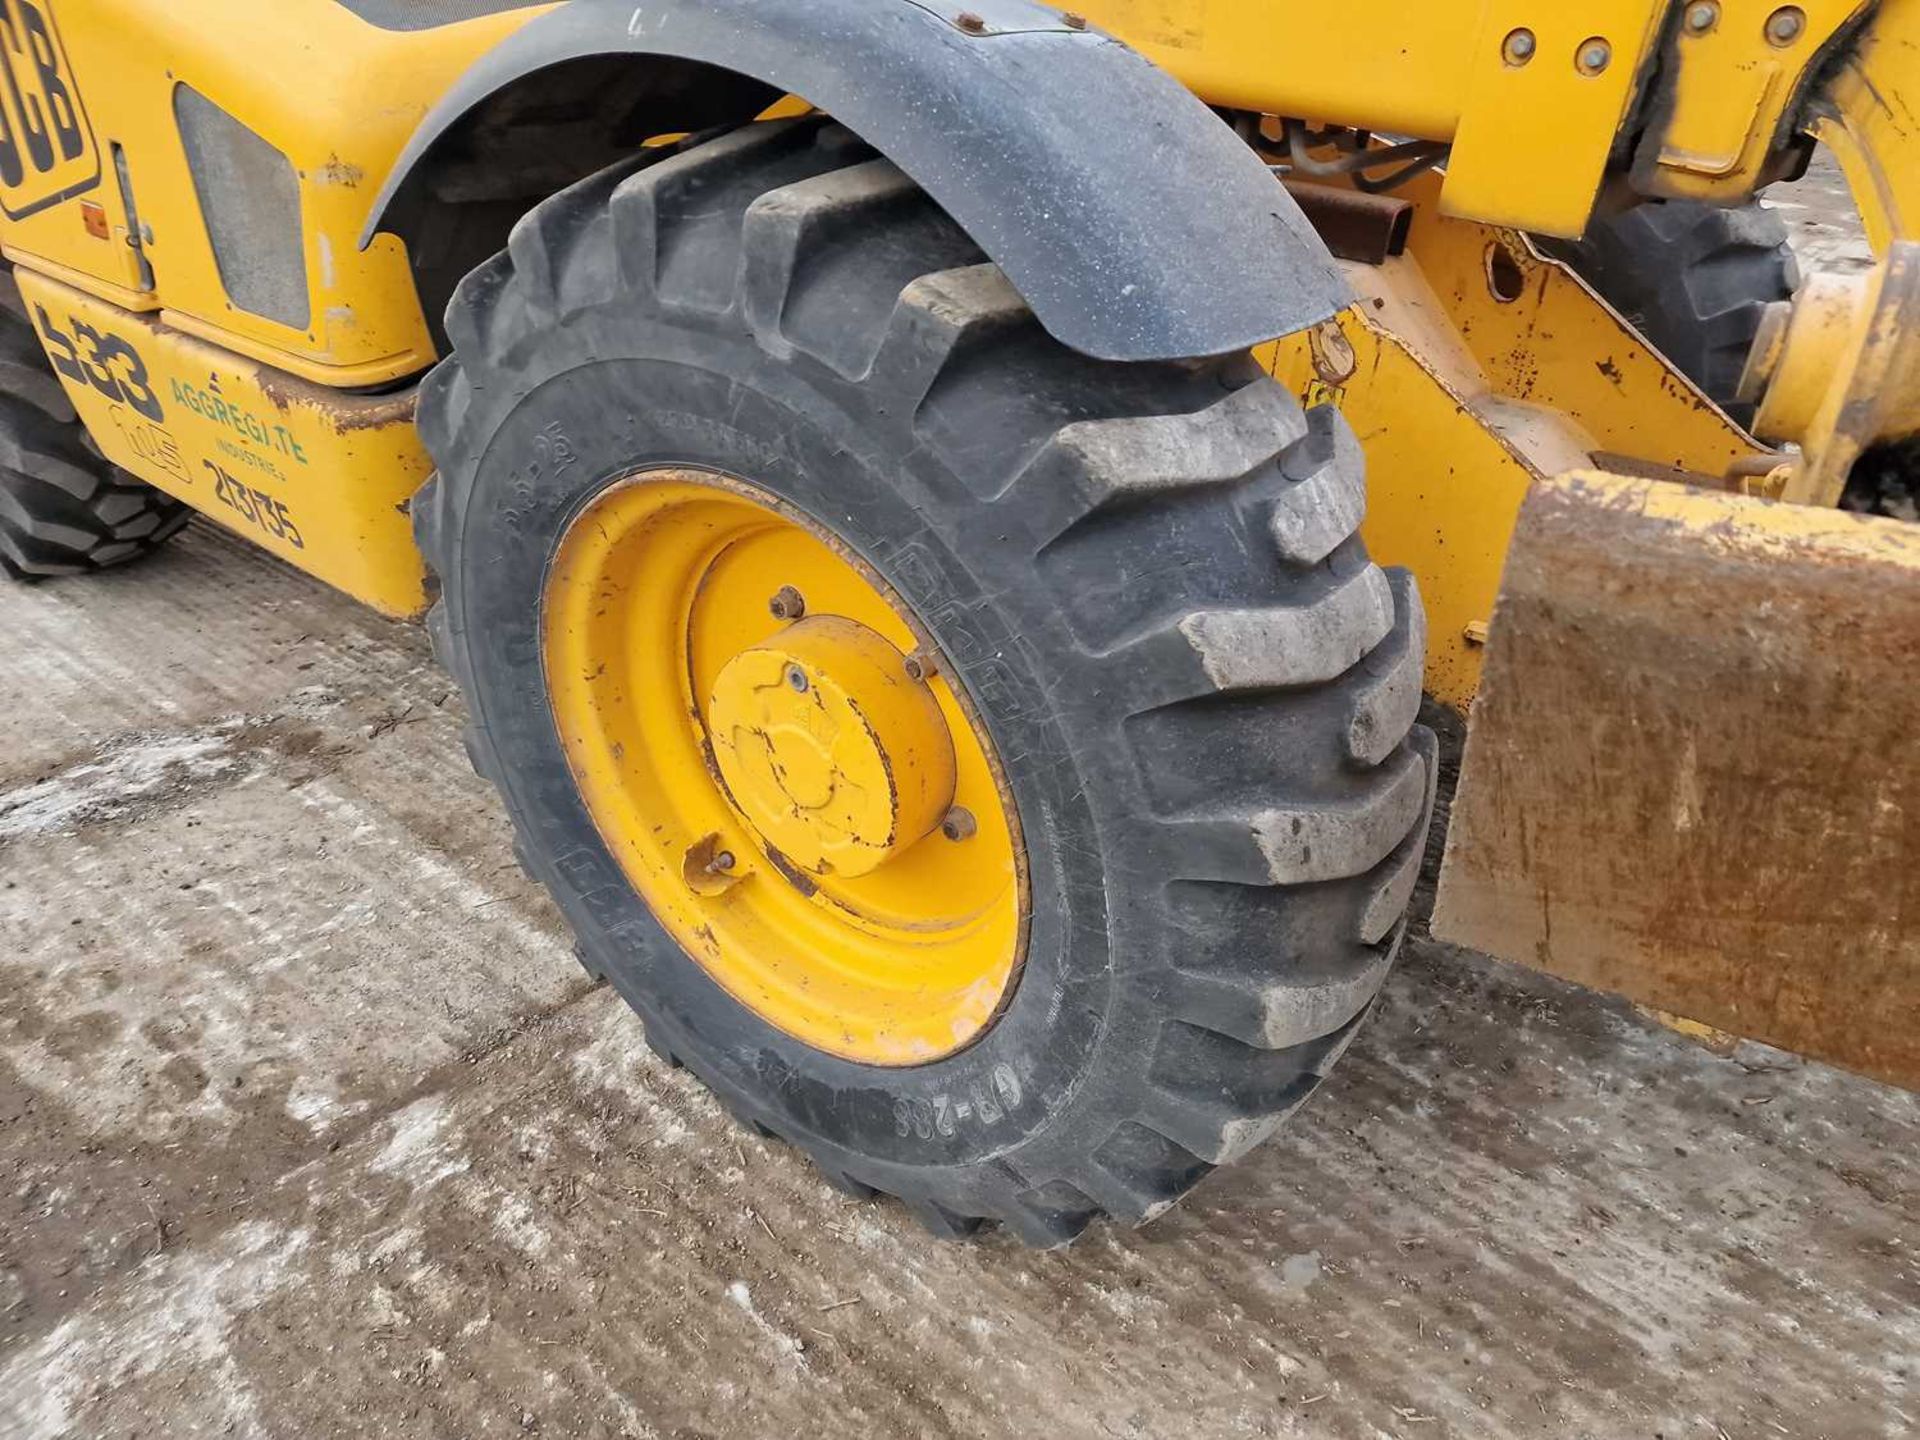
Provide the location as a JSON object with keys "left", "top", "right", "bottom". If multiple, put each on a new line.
{"left": 768, "top": 585, "right": 806, "bottom": 621}
{"left": 903, "top": 648, "right": 940, "bottom": 683}
{"left": 940, "top": 807, "right": 978, "bottom": 842}
{"left": 707, "top": 850, "right": 736, "bottom": 874}
{"left": 785, "top": 664, "right": 809, "bottom": 693}
{"left": 1685, "top": 2, "right": 1719, "bottom": 33}
{"left": 1502, "top": 27, "right": 1536, "bottom": 65}
{"left": 1766, "top": 5, "right": 1805, "bottom": 45}
{"left": 1577, "top": 38, "right": 1613, "bottom": 75}
{"left": 956, "top": 10, "right": 986, "bottom": 33}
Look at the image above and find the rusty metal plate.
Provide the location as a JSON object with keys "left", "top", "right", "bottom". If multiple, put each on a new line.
{"left": 1432, "top": 472, "right": 1920, "bottom": 1089}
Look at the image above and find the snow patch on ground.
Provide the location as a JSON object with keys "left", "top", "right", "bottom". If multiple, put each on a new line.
{"left": 725, "top": 1281, "right": 809, "bottom": 1371}
{"left": 0, "top": 725, "right": 243, "bottom": 839}
{"left": 490, "top": 1190, "right": 554, "bottom": 1259}
{"left": 0, "top": 1221, "right": 308, "bottom": 1437}
{"left": 371, "top": 1096, "right": 469, "bottom": 1190}
{"left": 285, "top": 1074, "right": 361, "bottom": 1133}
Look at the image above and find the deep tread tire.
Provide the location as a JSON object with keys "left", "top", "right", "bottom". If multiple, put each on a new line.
{"left": 416, "top": 119, "right": 1435, "bottom": 1245}
{"left": 1560, "top": 198, "right": 1798, "bottom": 427}
{"left": 1841, "top": 439, "right": 1920, "bottom": 522}
{"left": 0, "top": 269, "right": 188, "bottom": 579}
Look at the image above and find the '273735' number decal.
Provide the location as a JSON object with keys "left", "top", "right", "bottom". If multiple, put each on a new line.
{"left": 205, "top": 460, "right": 304, "bottom": 549}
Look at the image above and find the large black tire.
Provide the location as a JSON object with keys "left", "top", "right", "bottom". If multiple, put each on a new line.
{"left": 1560, "top": 198, "right": 1799, "bottom": 428}
{"left": 0, "top": 270, "right": 189, "bottom": 580}
{"left": 416, "top": 119, "right": 1435, "bottom": 1245}
{"left": 1842, "top": 440, "right": 1920, "bottom": 523}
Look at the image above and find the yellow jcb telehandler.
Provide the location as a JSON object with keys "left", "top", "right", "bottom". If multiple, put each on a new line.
{"left": 1, "top": 0, "right": 1914, "bottom": 1244}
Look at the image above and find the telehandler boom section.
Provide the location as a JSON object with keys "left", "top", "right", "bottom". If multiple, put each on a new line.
{"left": 0, "top": 0, "right": 1913, "bottom": 1241}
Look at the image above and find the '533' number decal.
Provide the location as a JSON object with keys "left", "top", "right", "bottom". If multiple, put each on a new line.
{"left": 35, "top": 305, "right": 164, "bottom": 423}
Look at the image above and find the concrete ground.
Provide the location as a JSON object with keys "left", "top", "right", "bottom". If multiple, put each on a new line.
{"left": 1768, "top": 150, "right": 1878, "bottom": 277}
{"left": 2, "top": 169, "right": 1915, "bottom": 1439}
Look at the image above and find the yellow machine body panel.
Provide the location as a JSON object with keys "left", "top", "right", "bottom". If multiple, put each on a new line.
{"left": 1635, "top": 0, "right": 1870, "bottom": 201}
{"left": 1816, "top": 0, "right": 1920, "bottom": 252}
{"left": 0, "top": 0, "right": 550, "bottom": 386}
{"left": 16, "top": 268, "right": 431, "bottom": 614}
{"left": 1071, "top": 0, "right": 1669, "bottom": 233}
{"left": 1067, "top": 0, "right": 1830, "bottom": 237}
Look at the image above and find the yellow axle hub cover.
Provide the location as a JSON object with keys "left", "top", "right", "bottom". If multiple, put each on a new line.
{"left": 707, "top": 616, "right": 957, "bottom": 880}
{"left": 542, "top": 469, "right": 1024, "bottom": 1066}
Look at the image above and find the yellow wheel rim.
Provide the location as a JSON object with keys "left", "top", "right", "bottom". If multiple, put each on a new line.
{"left": 542, "top": 468, "right": 1025, "bottom": 1065}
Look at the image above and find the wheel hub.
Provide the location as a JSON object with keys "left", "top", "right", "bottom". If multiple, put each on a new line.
{"left": 540, "top": 467, "right": 1024, "bottom": 1065}
{"left": 707, "top": 616, "right": 957, "bottom": 878}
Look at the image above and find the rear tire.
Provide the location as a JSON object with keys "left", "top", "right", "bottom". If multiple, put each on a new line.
{"left": 1559, "top": 198, "right": 1799, "bottom": 427}
{"left": 1842, "top": 440, "right": 1920, "bottom": 522}
{"left": 416, "top": 119, "right": 1435, "bottom": 1245}
{"left": 0, "top": 269, "right": 188, "bottom": 580}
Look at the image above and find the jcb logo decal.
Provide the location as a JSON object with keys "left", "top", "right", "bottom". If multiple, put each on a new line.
{"left": 0, "top": 0, "right": 97, "bottom": 220}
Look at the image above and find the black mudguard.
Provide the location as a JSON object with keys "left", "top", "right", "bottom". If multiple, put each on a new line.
{"left": 361, "top": 0, "right": 1347, "bottom": 362}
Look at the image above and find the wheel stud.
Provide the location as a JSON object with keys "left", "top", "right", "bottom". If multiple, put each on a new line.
{"left": 681, "top": 833, "right": 744, "bottom": 895}
{"left": 768, "top": 585, "right": 806, "bottom": 621}
{"left": 941, "top": 806, "right": 977, "bottom": 843}
{"left": 903, "top": 648, "right": 940, "bottom": 683}
{"left": 785, "top": 664, "right": 809, "bottom": 693}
